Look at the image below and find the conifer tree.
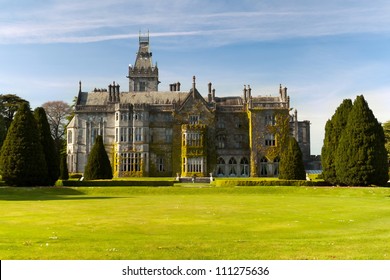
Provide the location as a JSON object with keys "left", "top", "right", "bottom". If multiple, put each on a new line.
{"left": 321, "top": 99, "right": 353, "bottom": 185}
{"left": 279, "top": 136, "right": 306, "bottom": 180}
{"left": 335, "top": 95, "right": 388, "bottom": 186}
{"left": 84, "top": 135, "right": 113, "bottom": 180}
{"left": 0, "top": 103, "right": 48, "bottom": 186}
{"left": 383, "top": 120, "right": 390, "bottom": 162}
{"left": 59, "top": 153, "right": 69, "bottom": 180}
{"left": 34, "top": 107, "right": 60, "bottom": 185}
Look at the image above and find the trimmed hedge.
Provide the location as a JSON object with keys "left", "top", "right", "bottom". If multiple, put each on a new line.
{"left": 56, "top": 179, "right": 176, "bottom": 187}
{"left": 214, "top": 179, "right": 329, "bottom": 187}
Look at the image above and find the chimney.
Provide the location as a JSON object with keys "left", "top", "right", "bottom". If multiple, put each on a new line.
{"left": 108, "top": 84, "right": 113, "bottom": 102}
{"left": 79, "top": 81, "right": 82, "bottom": 94}
{"left": 192, "top": 76, "right": 196, "bottom": 97}
{"left": 177, "top": 82, "right": 181, "bottom": 91}
{"left": 208, "top": 82, "right": 212, "bottom": 102}
{"left": 212, "top": 88, "right": 216, "bottom": 102}
{"left": 279, "top": 84, "right": 283, "bottom": 98}
{"left": 248, "top": 85, "right": 252, "bottom": 99}
{"left": 116, "top": 84, "right": 120, "bottom": 102}
{"left": 243, "top": 85, "right": 247, "bottom": 103}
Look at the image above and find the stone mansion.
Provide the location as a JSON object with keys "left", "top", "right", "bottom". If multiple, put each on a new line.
{"left": 67, "top": 34, "right": 310, "bottom": 177}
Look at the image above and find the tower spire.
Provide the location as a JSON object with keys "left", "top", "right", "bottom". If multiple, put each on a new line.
{"left": 128, "top": 32, "right": 159, "bottom": 92}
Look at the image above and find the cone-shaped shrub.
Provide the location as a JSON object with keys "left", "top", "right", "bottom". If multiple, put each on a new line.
{"left": 34, "top": 107, "right": 60, "bottom": 185}
{"left": 279, "top": 136, "right": 306, "bottom": 180}
{"left": 84, "top": 135, "right": 113, "bottom": 180}
{"left": 335, "top": 95, "right": 388, "bottom": 186}
{"left": 321, "top": 99, "right": 353, "bottom": 185}
{"left": 59, "top": 153, "right": 69, "bottom": 180}
{"left": 0, "top": 103, "right": 48, "bottom": 186}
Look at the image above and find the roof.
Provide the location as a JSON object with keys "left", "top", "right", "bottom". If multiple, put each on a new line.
{"left": 79, "top": 91, "right": 190, "bottom": 106}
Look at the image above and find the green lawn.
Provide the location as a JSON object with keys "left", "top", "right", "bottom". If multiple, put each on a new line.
{"left": 0, "top": 185, "right": 390, "bottom": 260}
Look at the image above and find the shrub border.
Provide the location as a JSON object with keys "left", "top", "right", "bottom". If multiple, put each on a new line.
{"left": 56, "top": 179, "right": 176, "bottom": 187}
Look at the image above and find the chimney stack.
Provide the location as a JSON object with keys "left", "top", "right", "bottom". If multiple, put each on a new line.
{"left": 192, "top": 76, "right": 196, "bottom": 97}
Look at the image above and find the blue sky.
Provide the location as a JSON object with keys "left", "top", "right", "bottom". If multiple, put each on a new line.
{"left": 1, "top": 0, "right": 389, "bottom": 154}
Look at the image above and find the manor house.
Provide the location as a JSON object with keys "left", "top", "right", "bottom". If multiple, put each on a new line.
{"left": 67, "top": 34, "right": 310, "bottom": 178}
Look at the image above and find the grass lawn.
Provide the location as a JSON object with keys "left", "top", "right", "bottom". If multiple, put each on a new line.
{"left": 0, "top": 185, "right": 390, "bottom": 260}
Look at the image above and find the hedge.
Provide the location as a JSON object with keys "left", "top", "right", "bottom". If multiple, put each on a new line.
{"left": 214, "top": 179, "right": 329, "bottom": 187}
{"left": 56, "top": 179, "right": 176, "bottom": 187}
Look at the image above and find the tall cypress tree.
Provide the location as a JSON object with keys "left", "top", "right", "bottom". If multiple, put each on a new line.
{"left": 59, "top": 153, "right": 69, "bottom": 180}
{"left": 34, "top": 107, "right": 60, "bottom": 185}
{"left": 335, "top": 95, "right": 388, "bottom": 186}
{"left": 0, "top": 103, "right": 48, "bottom": 186}
{"left": 279, "top": 136, "right": 306, "bottom": 180}
{"left": 84, "top": 135, "right": 113, "bottom": 180}
{"left": 321, "top": 99, "right": 353, "bottom": 185}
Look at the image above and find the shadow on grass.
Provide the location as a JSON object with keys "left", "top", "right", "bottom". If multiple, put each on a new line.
{"left": 0, "top": 187, "right": 125, "bottom": 201}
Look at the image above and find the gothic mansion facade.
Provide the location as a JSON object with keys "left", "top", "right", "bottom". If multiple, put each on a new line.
{"left": 67, "top": 35, "right": 310, "bottom": 178}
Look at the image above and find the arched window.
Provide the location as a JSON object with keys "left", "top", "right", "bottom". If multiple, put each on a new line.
{"left": 217, "top": 157, "right": 225, "bottom": 176}
{"left": 240, "top": 157, "right": 249, "bottom": 177}
{"left": 67, "top": 130, "right": 73, "bottom": 144}
{"left": 260, "top": 157, "right": 268, "bottom": 176}
{"left": 228, "top": 157, "right": 237, "bottom": 176}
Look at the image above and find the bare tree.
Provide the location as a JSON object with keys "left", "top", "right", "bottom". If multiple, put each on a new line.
{"left": 42, "top": 101, "right": 71, "bottom": 148}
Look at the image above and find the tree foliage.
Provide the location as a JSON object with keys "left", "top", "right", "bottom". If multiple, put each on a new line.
{"left": 42, "top": 101, "right": 71, "bottom": 152}
{"left": 0, "top": 94, "right": 28, "bottom": 129}
{"left": 0, "top": 94, "right": 28, "bottom": 148}
{"left": 34, "top": 107, "right": 60, "bottom": 185}
{"left": 279, "top": 136, "right": 306, "bottom": 180}
{"left": 0, "top": 103, "right": 48, "bottom": 186}
{"left": 335, "top": 95, "right": 388, "bottom": 186}
{"left": 84, "top": 135, "right": 113, "bottom": 180}
{"left": 383, "top": 120, "right": 390, "bottom": 162}
{"left": 321, "top": 99, "right": 353, "bottom": 184}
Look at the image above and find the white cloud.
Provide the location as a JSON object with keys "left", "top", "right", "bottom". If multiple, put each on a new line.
{"left": 1, "top": 0, "right": 390, "bottom": 45}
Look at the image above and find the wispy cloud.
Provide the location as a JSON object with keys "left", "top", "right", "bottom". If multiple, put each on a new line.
{"left": 1, "top": 0, "right": 390, "bottom": 45}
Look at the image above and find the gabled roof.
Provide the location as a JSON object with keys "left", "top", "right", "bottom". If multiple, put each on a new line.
{"left": 177, "top": 87, "right": 213, "bottom": 113}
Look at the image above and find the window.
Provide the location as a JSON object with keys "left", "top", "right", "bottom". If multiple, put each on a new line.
{"left": 189, "top": 115, "right": 199, "bottom": 125}
{"left": 217, "top": 157, "right": 225, "bottom": 176}
{"left": 234, "top": 134, "right": 244, "bottom": 148}
{"left": 67, "top": 131, "right": 73, "bottom": 144}
{"left": 185, "top": 132, "right": 201, "bottom": 146}
{"left": 228, "top": 157, "right": 237, "bottom": 176}
{"left": 139, "top": 82, "right": 146, "bottom": 92}
{"left": 91, "top": 127, "right": 99, "bottom": 144}
{"left": 165, "top": 128, "right": 173, "bottom": 143}
{"left": 120, "top": 127, "right": 129, "bottom": 142}
{"left": 184, "top": 157, "right": 204, "bottom": 173}
{"left": 217, "top": 135, "right": 225, "bottom": 148}
{"left": 240, "top": 157, "right": 249, "bottom": 176}
{"left": 120, "top": 152, "right": 142, "bottom": 172}
{"left": 265, "top": 134, "right": 276, "bottom": 146}
{"left": 217, "top": 120, "right": 225, "bottom": 129}
{"left": 265, "top": 114, "right": 276, "bottom": 126}
{"left": 115, "top": 112, "right": 119, "bottom": 121}
{"left": 134, "top": 127, "right": 143, "bottom": 142}
{"left": 157, "top": 157, "right": 165, "bottom": 172}
{"left": 120, "top": 112, "right": 128, "bottom": 121}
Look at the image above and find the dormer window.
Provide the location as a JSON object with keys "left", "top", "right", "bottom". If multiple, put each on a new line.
{"left": 189, "top": 115, "right": 199, "bottom": 125}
